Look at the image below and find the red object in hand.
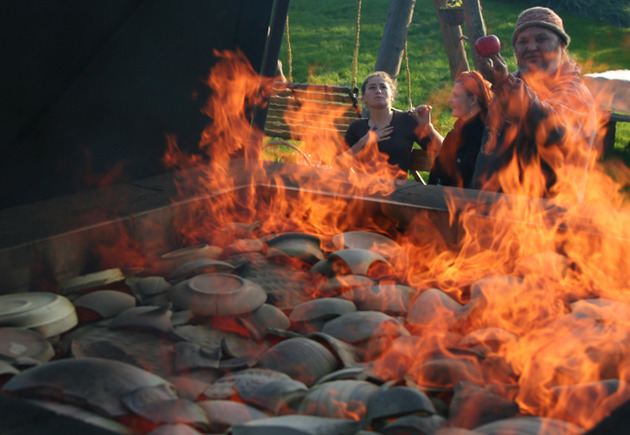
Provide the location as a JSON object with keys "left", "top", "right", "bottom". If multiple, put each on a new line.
{"left": 474, "top": 34, "right": 501, "bottom": 57}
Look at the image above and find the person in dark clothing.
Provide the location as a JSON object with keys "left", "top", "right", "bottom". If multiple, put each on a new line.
{"left": 340, "top": 71, "right": 440, "bottom": 177}
{"left": 416, "top": 71, "right": 493, "bottom": 188}
{"left": 471, "top": 7, "right": 597, "bottom": 200}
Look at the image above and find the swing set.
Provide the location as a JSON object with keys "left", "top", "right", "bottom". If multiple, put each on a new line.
{"left": 262, "top": 0, "right": 435, "bottom": 180}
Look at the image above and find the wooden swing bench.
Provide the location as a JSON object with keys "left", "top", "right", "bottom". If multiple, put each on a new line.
{"left": 263, "top": 81, "right": 434, "bottom": 181}
{"left": 264, "top": 81, "right": 361, "bottom": 141}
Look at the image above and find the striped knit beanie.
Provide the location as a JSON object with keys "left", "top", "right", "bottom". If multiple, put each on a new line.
{"left": 512, "top": 7, "right": 570, "bottom": 47}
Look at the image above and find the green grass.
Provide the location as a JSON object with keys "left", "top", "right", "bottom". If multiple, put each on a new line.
{"left": 278, "top": 0, "right": 630, "bottom": 156}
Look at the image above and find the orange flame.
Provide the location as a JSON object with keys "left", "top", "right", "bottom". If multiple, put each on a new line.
{"left": 159, "top": 49, "right": 408, "bottom": 249}
{"left": 93, "top": 49, "right": 630, "bottom": 432}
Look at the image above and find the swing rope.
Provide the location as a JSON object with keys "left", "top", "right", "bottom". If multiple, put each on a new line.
{"left": 285, "top": 14, "right": 293, "bottom": 82}
{"left": 351, "top": 0, "right": 363, "bottom": 92}
{"left": 282, "top": 0, "right": 415, "bottom": 113}
{"left": 284, "top": 0, "right": 363, "bottom": 90}
{"left": 404, "top": 40, "right": 413, "bottom": 110}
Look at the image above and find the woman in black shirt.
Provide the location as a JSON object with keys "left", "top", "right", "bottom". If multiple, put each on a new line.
{"left": 341, "top": 72, "right": 437, "bottom": 177}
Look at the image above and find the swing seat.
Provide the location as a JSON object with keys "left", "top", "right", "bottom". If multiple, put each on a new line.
{"left": 264, "top": 81, "right": 361, "bottom": 141}
{"left": 409, "top": 148, "right": 437, "bottom": 183}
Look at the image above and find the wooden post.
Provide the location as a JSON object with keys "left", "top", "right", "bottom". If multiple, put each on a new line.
{"left": 462, "top": 0, "right": 488, "bottom": 72}
{"left": 252, "top": 0, "right": 291, "bottom": 133}
{"left": 433, "top": 0, "right": 469, "bottom": 80}
{"left": 374, "top": 0, "right": 416, "bottom": 81}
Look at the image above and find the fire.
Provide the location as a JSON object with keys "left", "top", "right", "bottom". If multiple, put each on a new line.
{"left": 387, "top": 178, "right": 630, "bottom": 426}
{"left": 386, "top": 175, "right": 630, "bottom": 427}
{"left": 159, "top": 49, "right": 407, "bottom": 248}
{"left": 92, "top": 48, "right": 630, "bottom": 432}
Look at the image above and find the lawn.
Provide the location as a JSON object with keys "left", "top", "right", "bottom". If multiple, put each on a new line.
{"left": 276, "top": 0, "right": 630, "bottom": 158}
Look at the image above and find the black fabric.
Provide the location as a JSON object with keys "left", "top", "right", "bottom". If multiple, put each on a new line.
{"left": 428, "top": 113, "right": 485, "bottom": 188}
{"left": 344, "top": 110, "right": 425, "bottom": 172}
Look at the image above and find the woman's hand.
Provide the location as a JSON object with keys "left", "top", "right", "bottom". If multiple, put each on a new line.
{"left": 413, "top": 104, "right": 432, "bottom": 128}
{"left": 372, "top": 125, "right": 394, "bottom": 142}
{"left": 346, "top": 125, "right": 393, "bottom": 159}
{"left": 413, "top": 104, "right": 441, "bottom": 141}
{"left": 412, "top": 104, "right": 443, "bottom": 151}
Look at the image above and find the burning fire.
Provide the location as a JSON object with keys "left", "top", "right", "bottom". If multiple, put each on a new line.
{"left": 95, "top": 48, "right": 630, "bottom": 431}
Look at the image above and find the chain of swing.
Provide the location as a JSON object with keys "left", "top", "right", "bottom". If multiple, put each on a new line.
{"left": 284, "top": 0, "right": 415, "bottom": 111}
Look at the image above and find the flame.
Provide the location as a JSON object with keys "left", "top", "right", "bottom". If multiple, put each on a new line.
{"left": 159, "top": 49, "right": 407, "bottom": 249}
{"left": 368, "top": 64, "right": 630, "bottom": 429}
{"left": 90, "top": 48, "right": 630, "bottom": 432}
{"left": 383, "top": 171, "right": 630, "bottom": 427}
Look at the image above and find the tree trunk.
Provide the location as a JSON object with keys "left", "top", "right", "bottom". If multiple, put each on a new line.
{"left": 433, "top": 0, "right": 469, "bottom": 80}
{"left": 374, "top": 0, "right": 416, "bottom": 81}
{"left": 462, "top": 0, "right": 488, "bottom": 72}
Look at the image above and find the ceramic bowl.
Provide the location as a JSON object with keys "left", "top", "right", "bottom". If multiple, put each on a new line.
{"left": 73, "top": 290, "right": 136, "bottom": 321}
{"left": 168, "top": 273, "right": 267, "bottom": 317}
{"left": 168, "top": 258, "right": 236, "bottom": 284}
{"left": 327, "top": 249, "right": 392, "bottom": 277}
{"left": 289, "top": 298, "right": 357, "bottom": 333}
{"left": 0, "top": 292, "right": 77, "bottom": 337}
{"left": 56, "top": 268, "right": 125, "bottom": 295}
{"left": 332, "top": 231, "right": 401, "bottom": 261}
{"left": 161, "top": 243, "right": 222, "bottom": 266}
{"left": 257, "top": 337, "right": 339, "bottom": 386}
{"left": 265, "top": 233, "right": 325, "bottom": 265}
{"left": 2, "top": 357, "right": 175, "bottom": 418}
{"left": 0, "top": 327, "right": 55, "bottom": 363}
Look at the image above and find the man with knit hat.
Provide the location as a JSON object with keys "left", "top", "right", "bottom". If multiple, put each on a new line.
{"left": 471, "top": 7, "right": 598, "bottom": 201}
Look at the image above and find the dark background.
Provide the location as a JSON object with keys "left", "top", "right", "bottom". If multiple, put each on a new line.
{"left": 1, "top": 0, "right": 282, "bottom": 209}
